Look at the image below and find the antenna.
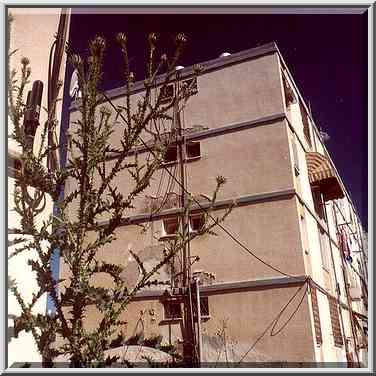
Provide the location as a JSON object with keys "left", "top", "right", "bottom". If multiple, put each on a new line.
{"left": 69, "top": 69, "right": 81, "bottom": 100}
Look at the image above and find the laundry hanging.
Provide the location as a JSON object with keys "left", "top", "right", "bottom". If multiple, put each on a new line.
{"left": 338, "top": 228, "right": 352, "bottom": 262}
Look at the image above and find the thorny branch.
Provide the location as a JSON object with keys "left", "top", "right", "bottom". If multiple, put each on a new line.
{"left": 9, "top": 30, "right": 233, "bottom": 367}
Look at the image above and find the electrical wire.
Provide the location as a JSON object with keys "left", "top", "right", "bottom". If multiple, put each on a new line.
{"left": 101, "top": 91, "right": 297, "bottom": 280}
{"left": 236, "top": 278, "right": 309, "bottom": 365}
{"left": 101, "top": 78, "right": 301, "bottom": 366}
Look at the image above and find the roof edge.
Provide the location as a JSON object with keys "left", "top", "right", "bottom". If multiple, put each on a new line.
{"left": 69, "top": 41, "right": 278, "bottom": 111}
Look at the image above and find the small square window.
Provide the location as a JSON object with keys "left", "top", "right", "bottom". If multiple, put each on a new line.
{"left": 163, "top": 217, "right": 179, "bottom": 236}
{"left": 186, "top": 142, "right": 201, "bottom": 160}
{"left": 189, "top": 213, "right": 205, "bottom": 232}
{"left": 160, "top": 84, "right": 174, "bottom": 103}
{"left": 163, "top": 145, "right": 178, "bottom": 165}
{"left": 164, "top": 301, "right": 182, "bottom": 320}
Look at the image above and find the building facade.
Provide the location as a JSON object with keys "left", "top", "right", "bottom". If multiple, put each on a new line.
{"left": 8, "top": 8, "right": 70, "bottom": 366}
{"left": 63, "top": 42, "right": 368, "bottom": 366}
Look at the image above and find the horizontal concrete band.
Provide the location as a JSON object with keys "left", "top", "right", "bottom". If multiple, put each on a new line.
{"left": 64, "top": 112, "right": 286, "bottom": 166}
{"left": 131, "top": 275, "right": 308, "bottom": 302}
{"left": 93, "top": 187, "right": 296, "bottom": 228}
{"left": 69, "top": 42, "right": 278, "bottom": 111}
{"left": 131, "top": 275, "right": 366, "bottom": 321}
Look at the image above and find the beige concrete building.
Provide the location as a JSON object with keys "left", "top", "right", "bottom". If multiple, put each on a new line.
{"left": 64, "top": 42, "right": 368, "bottom": 366}
{"left": 8, "top": 8, "right": 70, "bottom": 366}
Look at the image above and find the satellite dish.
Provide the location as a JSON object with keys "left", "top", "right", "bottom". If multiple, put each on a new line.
{"left": 69, "top": 69, "right": 81, "bottom": 100}
{"left": 219, "top": 52, "right": 231, "bottom": 58}
{"left": 320, "top": 130, "right": 330, "bottom": 143}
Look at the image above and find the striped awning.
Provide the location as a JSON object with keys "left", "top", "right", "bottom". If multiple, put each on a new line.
{"left": 306, "top": 152, "right": 344, "bottom": 201}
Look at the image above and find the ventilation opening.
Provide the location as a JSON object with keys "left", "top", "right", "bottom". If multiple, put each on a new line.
{"left": 160, "top": 84, "right": 174, "bottom": 103}
{"left": 186, "top": 142, "right": 201, "bottom": 160}
{"left": 189, "top": 213, "right": 205, "bottom": 232}
{"left": 164, "top": 301, "right": 182, "bottom": 320}
{"left": 162, "top": 217, "right": 180, "bottom": 237}
{"left": 163, "top": 145, "right": 178, "bottom": 164}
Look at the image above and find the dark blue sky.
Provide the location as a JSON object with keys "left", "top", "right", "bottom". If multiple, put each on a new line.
{"left": 65, "top": 10, "right": 368, "bottom": 228}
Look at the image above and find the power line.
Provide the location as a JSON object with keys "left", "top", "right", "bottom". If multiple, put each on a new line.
{"left": 101, "top": 92, "right": 297, "bottom": 280}
{"left": 236, "top": 278, "right": 309, "bottom": 365}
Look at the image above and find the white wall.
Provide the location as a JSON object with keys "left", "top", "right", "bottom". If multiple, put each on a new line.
{"left": 7, "top": 8, "right": 70, "bottom": 366}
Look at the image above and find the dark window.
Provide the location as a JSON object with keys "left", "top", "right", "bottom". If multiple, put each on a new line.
{"left": 190, "top": 214, "right": 205, "bottom": 232}
{"left": 163, "top": 145, "right": 178, "bottom": 164}
{"left": 164, "top": 301, "right": 182, "bottom": 320}
{"left": 163, "top": 217, "right": 179, "bottom": 236}
{"left": 310, "top": 287, "right": 323, "bottom": 345}
{"left": 312, "top": 187, "right": 324, "bottom": 220}
{"left": 282, "top": 74, "right": 296, "bottom": 107}
{"left": 160, "top": 84, "right": 174, "bottom": 103}
{"left": 186, "top": 142, "right": 201, "bottom": 159}
{"left": 328, "top": 296, "right": 344, "bottom": 347}
{"left": 183, "top": 77, "right": 198, "bottom": 94}
{"left": 299, "top": 100, "right": 312, "bottom": 147}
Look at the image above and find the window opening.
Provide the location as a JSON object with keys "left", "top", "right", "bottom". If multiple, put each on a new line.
{"left": 163, "top": 145, "right": 178, "bottom": 164}
{"left": 312, "top": 186, "right": 325, "bottom": 220}
{"left": 164, "top": 301, "right": 182, "bottom": 320}
{"left": 162, "top": 217, "right": 179, "bottom": 236}
{"left": 160, "top": 84, "right": 174, "bottom": 103}
{"left": 186, "top": 142, "right": 201, "bottom": 160}
{"left": 189, "top": 213, "right": 205, "bottom": 232}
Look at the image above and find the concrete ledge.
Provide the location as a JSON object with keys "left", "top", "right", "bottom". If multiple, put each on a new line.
{"left": 68, "top": 112, "right": 286, "bottom": 164}
{"left": 93, "top": 187, "right": 296, "bottom": 228}
{"left": 130, "top": 275, "right": 307, "bottom": 302}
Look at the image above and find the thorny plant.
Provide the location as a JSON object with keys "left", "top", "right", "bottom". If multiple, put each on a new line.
{"left": 8, "top": 30, "right": 234, "bottom": 367}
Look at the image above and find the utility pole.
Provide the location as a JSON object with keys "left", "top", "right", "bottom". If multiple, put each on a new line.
{"left": 47, "top": 8, "right": 70, "bottom": 173}
{"left": 174, "top": 80, "right": 197, "bottom": 366}
{"left": 193, "top": 277, "right": 203, "bottom": 365}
